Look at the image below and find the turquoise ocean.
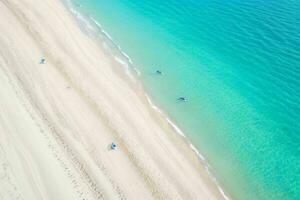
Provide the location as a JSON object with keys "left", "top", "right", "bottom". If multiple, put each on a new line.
{"left": 67, "top": 0, "right": 300, "bottom": 199}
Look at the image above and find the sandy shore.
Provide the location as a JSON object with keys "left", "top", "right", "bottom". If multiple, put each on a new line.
{"left": 0, "top": 0, "right": 226, "bottom": 199}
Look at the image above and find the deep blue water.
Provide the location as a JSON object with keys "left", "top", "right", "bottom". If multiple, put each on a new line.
{"left": 70, "top": 0, "right": 300, "bottom": 199}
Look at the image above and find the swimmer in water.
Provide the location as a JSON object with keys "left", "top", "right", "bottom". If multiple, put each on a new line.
{"left": 156, "top": 70, "right": 162, "bottom": 75}
{"left": 178, "top": 97, "right": 187, "bottom": 102}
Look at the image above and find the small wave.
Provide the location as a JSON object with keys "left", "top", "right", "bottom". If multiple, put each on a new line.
{"left": 218, "top": 186, "right": 231, "bottom": 200}
{"left": 114, "top": 56, "right": 135, "bottom": 80}
{"left": 90, "top": 16, "right": 102, "bottom": 28}
{"left": 69, "top": 7, "right": 96, "bottom": 32}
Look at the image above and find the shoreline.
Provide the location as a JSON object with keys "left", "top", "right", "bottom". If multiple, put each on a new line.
{"left": 0, "top": 0, "right": 229, "bottom": 199}
{"left": 65, "top": 1, "right": 231, "bottom": 199}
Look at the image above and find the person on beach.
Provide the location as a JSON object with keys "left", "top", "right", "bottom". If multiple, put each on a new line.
{"left": 40, "top": 58, "right": 46, "bottom": 64}
{"left": 110, "top": 143, "right": 117, "bottom": 150}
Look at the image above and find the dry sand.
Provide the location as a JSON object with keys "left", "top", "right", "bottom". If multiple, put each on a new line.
{"left": 0, "top": 0, "right": 226, "bottom": 199}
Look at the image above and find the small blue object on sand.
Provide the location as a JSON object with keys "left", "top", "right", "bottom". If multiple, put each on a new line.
{"left": 111, "top": 143, "right": 117, "bottom": 150}
{"left": 40, "top": 58, "right": 46, "bottom": 64}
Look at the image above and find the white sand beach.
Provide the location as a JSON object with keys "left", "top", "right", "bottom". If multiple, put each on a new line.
{"left": 0, "top": 0, "right": 225, "bottom": 199}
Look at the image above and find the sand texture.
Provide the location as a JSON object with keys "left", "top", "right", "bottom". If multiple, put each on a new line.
{"left": 0, "top": 0, "right": 225, "bottom": 199}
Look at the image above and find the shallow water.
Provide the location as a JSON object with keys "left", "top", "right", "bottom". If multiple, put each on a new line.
{"left": 70, "top": 0, "right": 300, "bottom": 199}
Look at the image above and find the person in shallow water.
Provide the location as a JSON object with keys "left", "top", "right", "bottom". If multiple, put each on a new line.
{"left": 178, "top": 97, "right": 187, "bottom": 102}
{"left": 156, "top": 70, "right": 162, "bottom": 75}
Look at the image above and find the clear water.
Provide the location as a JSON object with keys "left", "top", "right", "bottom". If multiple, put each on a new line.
{"left": 70, "top": 0, "right": 300, "bottom": 199}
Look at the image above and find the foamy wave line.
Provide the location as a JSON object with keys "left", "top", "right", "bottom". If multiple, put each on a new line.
{"left": 114, "top": 56, "right": 135, "bottom": 80}
{"left": 64, "top": 1, "right": 230, "bottom": 199}
{"left": 145, "top": 95, "right": 230, "bottom": 200}
{"left": 68, "top": 5, "right": 139, "bottom": 79}
{"left": 88, "top": 17, "right": 139, "bottom": 78}
{"left": 66, "top": 2, "right": 130, "bottom": 58}
{"left": 88, "top": 17, "right": 134, "bottom": 65}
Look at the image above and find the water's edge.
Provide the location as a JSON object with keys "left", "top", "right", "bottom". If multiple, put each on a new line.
{"left": 62, "top": 0, "right": 231, "bottom": 199}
